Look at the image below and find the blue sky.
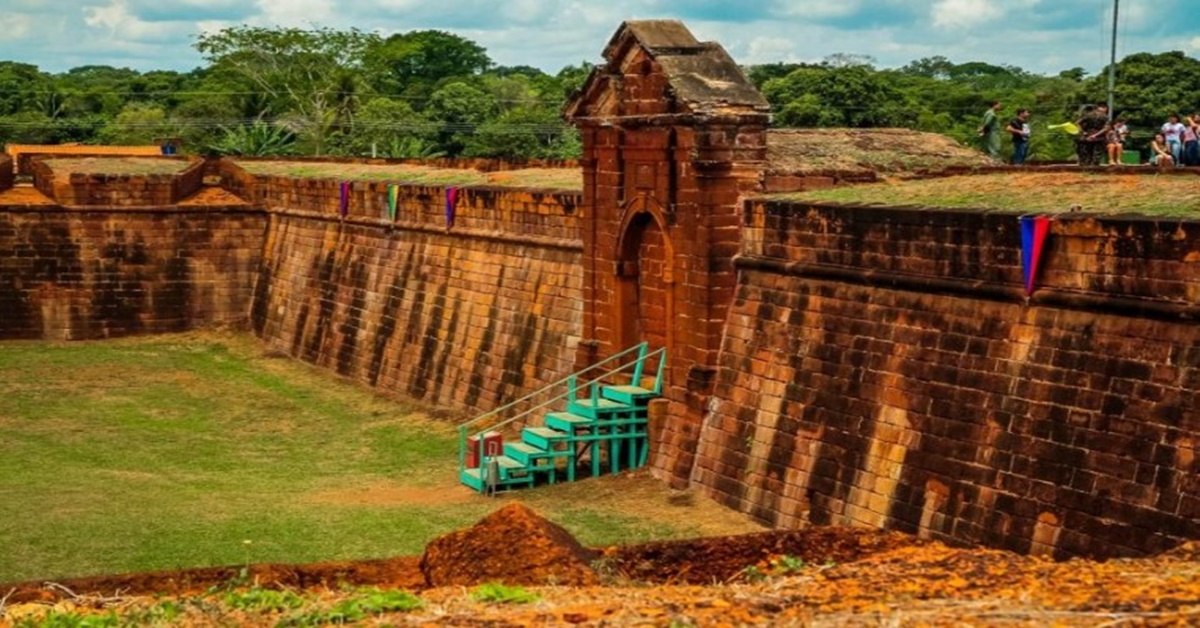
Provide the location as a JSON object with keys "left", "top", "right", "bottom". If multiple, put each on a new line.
{"left": 2, "top": 0, "right": 1197, "bottom": 76}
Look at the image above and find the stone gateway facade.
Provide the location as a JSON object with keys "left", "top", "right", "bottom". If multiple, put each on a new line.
{"left": 564, "top": 20, "right": 772, "bottom": 482}
{"left": 1, "top": 20, "right": 1196, "bottom": 560}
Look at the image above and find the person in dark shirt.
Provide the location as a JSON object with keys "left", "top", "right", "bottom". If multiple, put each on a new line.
{"left": 1007, "top": 108, "right": 1032, "bottom": 165}
{"left": 1075, "top": 103, "right": 1110, "bottom": 167}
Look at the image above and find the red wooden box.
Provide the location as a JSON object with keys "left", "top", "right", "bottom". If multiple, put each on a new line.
{"left": 465, "top": 431, "right": 503, "bottom": 469}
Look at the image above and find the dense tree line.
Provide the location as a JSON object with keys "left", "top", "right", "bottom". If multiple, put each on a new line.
{"left": 754, "top": 51, "right": 1200, "bottom": 161}
{"left": 0, "top": 26, "right": 1198, "bottom": 162}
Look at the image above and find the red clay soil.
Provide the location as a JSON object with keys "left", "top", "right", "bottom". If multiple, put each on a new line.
{"left": 0, "top": 516, "right": 916, "bottom": 605}
{"left": 0, "top": 185, "right": 55, "bottom": 205}
{"left": 176, "top": 186, "right": 251, "bottom": 207}
{"left": 4, "top": 506, "right": 1199, "bottom": 626}
{"left": 604, "top": 526, "right": 922, "bottom": 584}
{"left": 420, "top": 503, "right": 599, "bottom": 587}
{"left": 0, "top": 557, "right": 424, "bottom": 606}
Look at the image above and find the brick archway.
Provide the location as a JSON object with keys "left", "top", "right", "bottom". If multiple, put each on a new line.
{"left": 615, "top": 197, "right": 674, "bottom": 352}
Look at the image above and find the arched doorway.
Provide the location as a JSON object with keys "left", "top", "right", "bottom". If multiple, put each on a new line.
{"left": 616, "top": 200, "right": 673, "bottom": 352}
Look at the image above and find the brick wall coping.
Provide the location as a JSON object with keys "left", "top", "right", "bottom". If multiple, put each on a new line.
{"left": 0, "top": 204, "right": 264, "bottom": 215}
{"left": 230, "top": 155, "right": 581, "bottom": 171}
{"left": 246, "top": 172, "right": 583, "bottom": 198}
{"left": 265, "top": 206, "right": 583, "bottom": 252}
{"left": 752, "top": 199, "right": 1200, "bottom": 224}
{"left": 762, "top": 163, "right": 1200, "bottom": 182}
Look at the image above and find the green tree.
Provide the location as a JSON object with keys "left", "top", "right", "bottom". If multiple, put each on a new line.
{"left": 554, "top": 63, "right": 594, "bottom": 99}
{"left": 364, "top": 30, "right": 491, "bottom": 101}
{"left": 0, "top": 62, "right": 50, "bottom": 115}
{"left": 746, "top": 62, "right": 808, "bottom": 89}
{"left": 0, "top": 111, "right": 58, "bottom": 144}
{"left": 427, "top": 81, "right": 495, "bottom": 155}
{"left": 95, "top": 103, "right": 173, "bottom": 145}
{"left": 55, "top": 66, "right": 142, "bottom": 118}
{"left": 464, "top": 107, "right": 578, "bottom": 159}
{"left": 763, "top": 65, "right": 906, "bottom": 127}
{"left": 335, "top": 97, "right": 437, "bottom": 157}
{"left": 195, "top": 26, "right": 378, "bottom": 154}
{"left": 898, "top": 56, "right": 955, "bottom": 79}
{"left": 206, "top": 121, "right": 296, "bottom": 156}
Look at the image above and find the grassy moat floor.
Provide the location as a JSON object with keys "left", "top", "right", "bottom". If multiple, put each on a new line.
{"left": 0, "top": 332, "right": 760, "bottom": 584}
{"left": 2, "top": 333, "right": 1199, "bottom": 626}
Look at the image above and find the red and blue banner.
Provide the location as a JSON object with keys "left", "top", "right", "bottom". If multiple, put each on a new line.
{"left": 1020, "top": 214, "right": 1052, "bottom": 295}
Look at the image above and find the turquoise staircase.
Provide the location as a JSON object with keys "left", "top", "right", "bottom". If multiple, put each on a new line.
{"left": 458, "top": 343, "right": 666, "bottom": 493}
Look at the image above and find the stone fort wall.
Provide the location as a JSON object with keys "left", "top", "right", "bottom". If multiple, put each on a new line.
{"left": 0, "top": 204, "right": 265, "bottom": 340}
{"left": 224, "top": 162, "right": 585, "bottom": 413}
{"left": 688, "top": 200, "right": 1199, "bottom": 559}
{"left": 1, "top": 157, "right": 1197, "bottom": 558}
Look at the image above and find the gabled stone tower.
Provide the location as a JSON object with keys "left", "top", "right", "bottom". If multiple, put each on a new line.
{"left": 565, "top": 20, "right": 771, "bottom": 480}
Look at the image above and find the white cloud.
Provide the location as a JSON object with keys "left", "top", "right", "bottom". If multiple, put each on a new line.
{"left": 83, "top": 0, "right": 128, "bottom": 31}
{"left": 253, "top": 0, "right": 335, "bottom": 26}
{"left": 931, "top": 0, "right": 1002, "bottom": 30}
{"left": 83, "top": 0, "right": 196, "bottom": 46}
{"left": 744, "top": 36, "right": 811, "bottom": 65}
{"left": 0, "top": 14, "right": 33, "bottom": 40}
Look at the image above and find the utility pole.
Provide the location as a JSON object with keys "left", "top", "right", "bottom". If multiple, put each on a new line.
{"left": 1107, "top": 0, "right": 1119, "bottom": 119}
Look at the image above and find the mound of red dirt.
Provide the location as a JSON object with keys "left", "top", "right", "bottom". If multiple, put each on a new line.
{"left": 420, "top": 503, "right": 599, "bottom": 587}
{"left": 0, "top": 557, "right": 424, "bottom": 606}
{"left": 606, "top": 526, "right": 922, "bottom": 584}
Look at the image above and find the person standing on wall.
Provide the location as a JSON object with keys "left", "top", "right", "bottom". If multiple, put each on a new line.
{"left": 1183, "top": 114, "right": 1200, "bottom": 167}
{"left": 1007, "top": 108, "right": 1032, "bottom": 165}
{"left": 978, "top": 101, "right": 1003, "bottom": 160}
{"left": 1076, "top": 103, "right": 1110, "bottom": 167}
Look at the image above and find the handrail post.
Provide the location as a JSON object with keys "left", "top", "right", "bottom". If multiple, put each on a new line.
{"left": 652, "top": 349, "right": 667, "bottom": 395}
{"left": 458, "top": 425, "right": 466, "bottom": 471}
{"left": 632, "top": 341, "right": 648, "bottom": 386}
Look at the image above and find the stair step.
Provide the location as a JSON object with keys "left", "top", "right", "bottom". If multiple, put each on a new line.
{"left": 493, "top": 455, "right": 526, "bottom": 471}
{"left": 459, "top": 464, "right": 534, "bottom": 492}
{"left": 601, "top": 384, "right": 658, "bottom": 405}
{"left": 545, "top": 411, "right": 592, "bottom": 431}
{"left": 523, "top": 426, "right": 569, "bottom": 449}
{"left": 505, "top": 442, "right": 550, "bottom": 465}
{"left": 460, "top": 467, "right": 485, "bottom": 491}
{"left": 568, "top": 397, "right": 635, "bottom": 419}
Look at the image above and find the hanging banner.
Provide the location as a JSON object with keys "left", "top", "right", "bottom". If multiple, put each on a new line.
{"left": 387, "top": 184, "right": 399, "bottom": 222}
{"left": 338, "top": 181, "right": 350, "bottom": 219}
{"left": 445, "top": 187, "right": 459, "bottom": 229}
{"left": 1019, "top": 214, "right": 1052, "bottom": 295}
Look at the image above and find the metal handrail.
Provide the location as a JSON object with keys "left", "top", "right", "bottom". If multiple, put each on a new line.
{"left": 457, "top": 344, "right": 665, "bottom": 471}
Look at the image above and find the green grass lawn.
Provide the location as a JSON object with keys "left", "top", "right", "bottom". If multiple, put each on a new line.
{"left": 787, "top": 172, "right": 1200, "bottom": 217}
{"left": 236, "top": 161, "right": 582, "bottom": 190}
{"left": 0, "top": 334, "right": 758, "bottom": 583}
